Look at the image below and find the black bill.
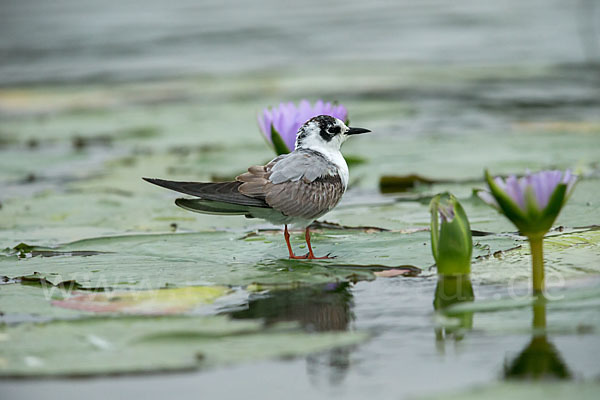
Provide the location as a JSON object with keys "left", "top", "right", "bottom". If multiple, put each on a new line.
{"left": 347, "top": 127, "right": 371, "bottom": 135}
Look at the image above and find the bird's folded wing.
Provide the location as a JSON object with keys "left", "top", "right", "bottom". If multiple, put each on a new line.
{"left": 269, "top": 150, "right": 336, "bottom": 184}
{"left": 263, "top": 175, "right": 344, "bottom": 219}
{"left": 236, "top": 151, "right": 344, "bottom": 219}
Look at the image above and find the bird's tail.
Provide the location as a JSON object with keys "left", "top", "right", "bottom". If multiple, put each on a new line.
{"left": 143, "top": 177, "right": 268, "bottom": 208}
{"left": 174, "top": 198, "right": 252, "bottom": 216}
{"left": 143, "top": 177, "right": 268, "bottom": 217}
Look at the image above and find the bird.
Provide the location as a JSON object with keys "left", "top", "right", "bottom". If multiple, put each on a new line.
{"left": 143, "top": 115, "right": 370, "bottom": 259}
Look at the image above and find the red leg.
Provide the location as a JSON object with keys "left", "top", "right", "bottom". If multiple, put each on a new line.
{"left": 305, "top": 227, "right": 335, "bottom": 259}
{"left": 284, "top": 225, "right": 307, "bottom": 259}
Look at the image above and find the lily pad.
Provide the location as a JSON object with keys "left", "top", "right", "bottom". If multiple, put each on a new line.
{"left": 0, "top": 315, "right": 368, "bottom": 377}
{"left": 52, "top": 286, "right": 232, "bottom": 315}
{"left": 0, "top": 228, "right": 526, "bottom": 291}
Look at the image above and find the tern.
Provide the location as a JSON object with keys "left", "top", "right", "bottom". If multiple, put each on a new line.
{"left": 144, "top": 115, "right": 370, "bottom": 259}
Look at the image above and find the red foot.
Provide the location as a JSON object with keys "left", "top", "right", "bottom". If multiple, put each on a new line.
{"left": 305, "top": 253, "right": 336, "bottom": 260}
{"left": 283, "top": 225, "right": 335, "bottom": 260}
{"left": 289, "top": 253, "right": 308, "bottom": 260}
{"left": 304, "top": 228, "right": 335, "bottom": 259}
{"left": 284, "top": 225, "right": 308, "bottom": 259}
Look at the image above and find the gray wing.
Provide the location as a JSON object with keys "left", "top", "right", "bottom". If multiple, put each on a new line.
{"left": 236, "top": 150, "right": 344, "bottom": 219}
{"left": 263, "top": 175, "right": 344, "bottom": 220}
{"left": 268, "top": 150, "right": 338, "bottom": 184}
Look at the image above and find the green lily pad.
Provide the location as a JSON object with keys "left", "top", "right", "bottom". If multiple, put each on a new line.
{"left": 0, "top": 228, "right": 527, "bottom": 291}
{"left": 0, "top": 315, "right": 368, "bottom": 377}
{"left": 52, "top": 286, "right": 232, "bottom": 315}
{"left": 472, "top": 229, "right": 600, "bottom": 285}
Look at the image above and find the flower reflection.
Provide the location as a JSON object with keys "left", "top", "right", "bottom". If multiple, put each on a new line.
{"left": 433, "top": 274, "right": 475, "bottom": 347}
{"left": 504, "top": 299, "right": 571, "bottom": 380}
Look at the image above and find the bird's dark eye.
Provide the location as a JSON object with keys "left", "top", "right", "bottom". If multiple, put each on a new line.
{"left": 328, "top": 126, "right": 341, "bottom": 135}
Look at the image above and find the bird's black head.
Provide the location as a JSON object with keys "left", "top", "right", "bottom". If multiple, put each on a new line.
{"left": 295, "top": 115, "right": 370, "bottom": 150}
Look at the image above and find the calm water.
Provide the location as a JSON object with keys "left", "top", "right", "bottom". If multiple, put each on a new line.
{"left": 0, "top": 0, "right": 598, "bottom": 85}
{"left": 2, "top": 278, "right": 600, "bottom": 399}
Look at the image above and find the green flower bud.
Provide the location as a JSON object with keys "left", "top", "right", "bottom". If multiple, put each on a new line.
{"left": 430, "top": 193, "right": 473, "bottom": 275}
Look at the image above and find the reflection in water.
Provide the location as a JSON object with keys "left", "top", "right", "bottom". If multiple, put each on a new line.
{"left": 433, "top": 274, "right": 474, "bottom": 347}
{"left": 504, "top": 298, "right": 572, "bottom": 380}
{"left": 229, "top": 283, "right": 355, "bottom": 386}
{"left": 306, "top": 346, "right": 352, "bottom": 387}
{"left": 229, "top": 282, "right": 353, "bottom": 331}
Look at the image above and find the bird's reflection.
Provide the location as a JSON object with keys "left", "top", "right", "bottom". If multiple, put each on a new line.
{"left": 229, "top": 282, "right": 355, "bottom": 386}
{"left": 503, "top": 298, "right": 572, "bottom": 380}
{"left": 229, "top": 282, "right": 353, "bottom": 331}
{"left": 433, "top": 274, "right": 475, "bottom": 348}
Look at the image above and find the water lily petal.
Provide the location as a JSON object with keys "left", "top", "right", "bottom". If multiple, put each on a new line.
{"left": 438, "top": 203, "right": 455, "bottom": 223}
{"left": 314, "top": 99, "right": 325, "bottom": 113}
{"left": 477, "top": 190, "right": 499, "bottom": 209}
{"left": 336, "top": 104, "right": 349, "bottom": 122}
{"left": 258, "top": 109, "right": 273, "bottom": 140}
{"left": 505, "top": 175, "right": 525, "bottom": 211}
{"left": 494, "top": 176, "right": 506, "bottom": 191}
{"left": 530, "top": 172, "right": 546, "bottom": 210}
{"left": 530, "top": 170, "right": 561, "bottom": 210}
{"left": 298, "top": 99, "right": 312, "bottom": 120}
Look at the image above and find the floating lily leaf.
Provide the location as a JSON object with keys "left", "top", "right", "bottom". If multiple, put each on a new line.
{"left": 0, "top": 315, "right": 368, "bottom": 377}
{"left": 379, "top": 174, "right": 436, "bottom": 193}
{"left": 0, "top": 230, "right": 517, "bottom": 291}
{"left": 0, "top": 284, "right": 86, "bottom": 322}
{"left": 52, "top": 286, "right": 232, "bottom": 315}
{"left": 5, "top": 243, "right": 106, "bottom": 259}
{"left": 19, "top": 272, "right": 83, "bottom": 291}
{"left": 472, "top": 230, "right": 600, "bottom": 286}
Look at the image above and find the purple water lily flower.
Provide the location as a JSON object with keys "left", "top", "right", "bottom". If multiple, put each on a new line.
{"left": 479, "top": 170, "right": 577, "bottom": 215}
{"left": 480, "top": 169, "right": 578, "bottom": 294}
{"left": 258, "top": 100, "right": 348, "bottom": 154}
{"left": 480, "top": 169, "right": 577, "bottom": 239}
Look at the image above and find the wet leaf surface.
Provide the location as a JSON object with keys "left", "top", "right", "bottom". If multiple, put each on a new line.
{"left": 52, "top": 286, "right": 233, "bottom": 315}
{"left": 0, "top": 315, "right": 367, "bottom": 377}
